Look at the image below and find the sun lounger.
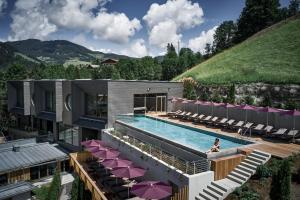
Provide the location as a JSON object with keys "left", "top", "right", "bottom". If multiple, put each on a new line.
{"left": 281, "top": 130, "right": 299, "bottom": 139}
{"left": 214, "top": 118, "right": 228, "bottom": 126}
{"left": 186, "top": 113, "right": 198, "bottom": 120}
{"left": 194, "top": 114, "right": 205, "bottom": 123}
{"left": 268, "top": 128, "right": 288, "bottom": 138}
{"left": 231, "top": 121, "right": 245, "bottom": 130}
{"left": 167, "top": 110, "right": 181, "bottom": 117}
{"left": 198, "top": 116, "right": 212, "bottom": 124}
{"left": 206, "top": 117, "right": 219, "bottom": 125}
{"left": 175, "top": 111, "right": 186, "bottom": 118}
{"left": 222, "top": 119, "right": 235, "bottom": 128}
{"left": 181, "top": 112, "right": 192, "bottom": 119}
{"left": 252, "top": 124, "right": 265, "bottom": 134}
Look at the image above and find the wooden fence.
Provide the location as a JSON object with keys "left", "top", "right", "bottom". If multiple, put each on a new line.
{"left": 171, "top": 185, "right": 189, "bottom": 200}
{"left": 70, "top": 152, "right": 108, "bottom": 200}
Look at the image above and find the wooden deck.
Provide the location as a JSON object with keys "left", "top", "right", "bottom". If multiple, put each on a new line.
{"left": 148, "top": 113, "right": 300, "bottom": 158}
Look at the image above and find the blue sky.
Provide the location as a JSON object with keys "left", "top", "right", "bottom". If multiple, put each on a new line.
{"left": 0, "top": 0, "right": 290, "bottom": 57}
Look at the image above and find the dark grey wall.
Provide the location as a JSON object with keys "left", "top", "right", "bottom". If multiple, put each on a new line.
{"left": 62, "top": 81, "right": 72, "bottom": 125}
{"left": 71, "top": 80, "right": 108, "bottom": 123}
{"left": 107, "top": 81, "right": 183, "bottom": 127}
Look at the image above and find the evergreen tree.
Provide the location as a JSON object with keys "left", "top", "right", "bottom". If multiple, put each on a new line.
{"left": 5, "top": 64, "right": 27, "bottom": 80}
{"left": 204, "top": 43, "right": 212, "bottom": 59}
{"left": 288, "top": 0, "right": 300, "bottom": 16}
{"left": 235, "top": 0, "right": 281, "bottom": 42}
{"left": 213, "top": 21, "right": 237, "bottom": 53}
{"left": 71, "top": 175, "right": 80, "bottom": 200}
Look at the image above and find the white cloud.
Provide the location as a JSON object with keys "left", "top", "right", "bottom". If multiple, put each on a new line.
{"left": 143, "top": 0, "right": 204, "bottom": 48}
{"left": 121, "top": 39, "right": 148, "bottom": 58}
{"left": 148, "top": 20, "right": 182, "bottom": 49}
{"left": 8, "top": 0, "right": 141, "bottom": 43}
{"left": 188, "top": 26, "right": 217, "bottom": 54}
{"left": 0, "top": 0, "right": 6, "bottom": 15}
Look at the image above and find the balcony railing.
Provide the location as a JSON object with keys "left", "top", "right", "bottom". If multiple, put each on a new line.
{"left": 70, "top": 152, "right": 108, "bottom": 200}
{"left": 110, "top": 130, "right": 210, "bottom": 175}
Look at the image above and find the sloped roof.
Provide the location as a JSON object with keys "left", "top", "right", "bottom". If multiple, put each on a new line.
{"left": 0, "top": 141, "right": 68, "bottom": 174}
{"left": 0, "top": 182, "right": 34, "bottom": 200}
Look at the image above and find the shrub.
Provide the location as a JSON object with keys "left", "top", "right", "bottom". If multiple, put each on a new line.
{"left": 211, "top": 92, "right": 222, "bottom": 103}
{"left": 256, "top": 164, "right": 272, "bottom": 179}
{"left": 285, "top": 100, "right": 300, "bottom": 110}
{"left": 71, "top": 175, "right": 80, "bottom": 200}
{"left": 261, "top": 92, "right": 272, "bottom": 107}
{"left": 227, "top": 84, "right": 235, "bottom": 103}
{"left": 33, "top": 185, "right": 49, "bottom": 200}
{"left": 244, "top": 95, "right": 255, "bottom": 105}
{"left": 233, "top": 184, "right": 260, "bottom": 200}
{"left": 181, "top": 77, "right": 197, "bottom": 100}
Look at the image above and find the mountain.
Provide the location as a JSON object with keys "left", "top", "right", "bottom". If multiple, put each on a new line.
{"left": 175, "top": 16, "right": 300, "bottom": 85}
{"left": 0, "top": 39, "right": 130, "bottom": 68}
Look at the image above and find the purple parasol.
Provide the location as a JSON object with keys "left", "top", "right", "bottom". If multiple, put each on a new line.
{"left": 92, "top": 148, "right": 120, "bottom": 159}
{"left": 194, "top": 100, "right": 203, "bottom": 113}
{"left": 111, "top": 166, "right": 146, "bottom": 179}
{"left": 281, "top": 109, "right": 300, "bottom": 130}
{"left": 101, "top": 158, "right": 133, "bottom": 169}
{"left": 257, "top": 106, "right": 280, "bottom": 126}
{"left": 131, "top": 181, "right": 172, "bottom": 200}
{"left": 238, "top": 104, "right": 256, "bottom": 122}
{"left": 221, "top": 103, "right": 236, "bottom": 118}
{"left": 81, "top": 139, "right": 106, "bottom": 147}
{"left": 86, "top": 145, "right": 109, "bottom": 153}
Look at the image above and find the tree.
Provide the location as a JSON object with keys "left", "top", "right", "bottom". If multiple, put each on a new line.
{"left": 235, "top": 0, "right": 281, "bottom": 42}
{"left": 71, "top": 175, "right": 80, "bottom": 200}
{"left": 270, "top": 159, "right": 291, "bottom": 200}
{"left": 213, "top": 21, "right": 237, "bottom": 53}
{"left": 182, "top": 77, "right": 197, "bottom": 100}
{"left": 65, "top": 65, "right": 80, "bottom": 80}
{"left": 288, "top": 0, "right": 299, "bottom": 16}
{"left": 166, "top": 43, "right": 177, "bottom": 58}
{"left": 161, "top": 43, "right": 179, "bottom": 80}
{"left": 204, "top": 43, "right": 212, "bottom": 59}
{"left": 46, "top": 169, "right": 61, "bottom": 200}
{"left": 5, "top": 64, "right": 27, "bottom": 80}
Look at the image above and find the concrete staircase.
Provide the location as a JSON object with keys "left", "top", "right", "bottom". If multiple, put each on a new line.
{"left": 196, "top": 150, "right": 271, "bottom": 200}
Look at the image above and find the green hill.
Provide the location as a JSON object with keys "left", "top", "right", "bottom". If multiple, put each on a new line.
{"left": 175, "top": 17, "right": 300, "bottom": 84}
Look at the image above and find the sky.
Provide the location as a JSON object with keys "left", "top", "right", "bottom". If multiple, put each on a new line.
{"left": 0, "top": 0, "right": 291, "bottom": 57}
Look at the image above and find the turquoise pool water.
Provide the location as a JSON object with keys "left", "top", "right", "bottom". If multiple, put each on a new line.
{"left": 117, "top": 115, "right": 251, "bottom": 152}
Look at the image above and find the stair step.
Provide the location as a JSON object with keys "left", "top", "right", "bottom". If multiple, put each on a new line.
{"left": 195, "top": 195, "right": 206, "bottom": 200}
{"left": 247, "top": 155, "right": 264, "bottom": 164}
{"left": 230, "top": 171, "right": 248, "bottom": 181}
{"left": 236, "top": 165, "right": 255, "bottom": 175}
{"left": 199, "top": 192, "right": 215, "bottom": 200}
{"left": 233, "top": 168, "right": 251, "bottom": 177}
{"left": 203, "top": 188, "right": 221, "bottom": 200}
{"left": 211, "top": 182, "right": 228, "bottom": 192}
{"left": 250, "top": 152, "right": 268, "bottom": 161}
{"left": 227, "top": 174, "right": 244, "bottom": 184}
{"left": 241, "top": 161, "right": 258, "bottom": 170}
{"left": 244, "top": 158, "right": 261, "bottom": 166}
{"left": 253, "top": 150, "right": 270, "bottom": 158}
{"left": 207, "top": 185, "right": 224, "bottom": 196}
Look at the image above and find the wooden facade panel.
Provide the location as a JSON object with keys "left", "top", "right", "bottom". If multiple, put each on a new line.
{"left": 171, "top": 186, "right": 188, "bottom": 200}
{"left": 8, "top": 168, "right": 30, "bottom": 183}
{"left": 211, "top": 154, "right": 246, "bottom": 180}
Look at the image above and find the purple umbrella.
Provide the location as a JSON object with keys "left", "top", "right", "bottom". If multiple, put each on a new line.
{"left": 92, "top": 148, "right": 120, "bottom": 159}
{"left": 81, "top": 139, "right": 106, "bottom": 147}
{"left": 112, "top": 166, "right": 146, "bottom": 179}
{"left": 281, "top": 109, "right": 300, "bottom": 130}
{"left": 221, "top": 103, "right": 236, "bottom": 119}
{"left": 131, "top": 181, "right": 172, "bottom": 200}
{"left": 101, "top": 158, "right": 133, "bottom": 169}
{"left": 194, "top": 100, "right": 203, "bottom": 113}
{"left": 238, "top": 104, "right": 256, "bottom": 122}
{"left": 86, "top": 145, "right": 109, "bottom": 153}
{"left": 201, "top": 101, "right": 215, "bottom": 115}
{"left": 181, "top": 100, "right": 189, "bottom": 111}
{"left": 257, "top": 106, "right": 280, "bottom": 126}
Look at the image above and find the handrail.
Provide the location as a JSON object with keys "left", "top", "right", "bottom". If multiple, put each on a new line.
{"left": 70, "top": 153, "right": 108, "bottom": 200}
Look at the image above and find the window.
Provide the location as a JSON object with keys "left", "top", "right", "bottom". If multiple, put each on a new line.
{"left": 0, "top": 174, "right": 7, "bottom": 186}
{"left": 59, "top": 124, "right": 79, "bottom": 146}
{"left": 30, "top": 166, "right": 39, "bottom": 180}
{"left": 65, "top": 94, "right": 72, "bottom": 111}
{"left": 85, "top": 93, "right": 107, "bottom": 118}
{"left": 45, "top": 91, "right": 55, "bottom": 112}
{"left": 16, "top": 87, "right": 24, "bottom": 108}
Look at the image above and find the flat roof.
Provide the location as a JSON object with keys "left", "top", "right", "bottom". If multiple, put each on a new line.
{"left": 0, "top": 140, "right": 68, "bottom": 174}
{"left": 0, "top": 182, "right": 34, "bottom": 200}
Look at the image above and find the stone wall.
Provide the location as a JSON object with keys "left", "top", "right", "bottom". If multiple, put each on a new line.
{"left": 196, "top": 83, "right": 300, "bottom": 108}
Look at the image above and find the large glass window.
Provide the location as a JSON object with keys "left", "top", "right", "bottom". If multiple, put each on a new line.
{"left": 59, "top": 124, "right": 79, "bottom": 146}
{"left": 85, "top": 93, "right": 107, "bottom": 118}
{"left": 0, "top": 174, "right": 7, "bottom": 186}
{"left": 45, "top": 91, "right": 55, "bottom": 112}
{"left": 30, "top": 166, "right": 39, "bottom": 180}
{"left": 16, "top": 87, "right": 24, "bottom": 108}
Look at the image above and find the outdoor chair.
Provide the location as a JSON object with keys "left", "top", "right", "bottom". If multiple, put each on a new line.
{"left": 175, "top": 111, "right": 186, "bottom": 118}
{"left": 198, "top": 116, "right": 212, "bottom": 124}
{"left": 280, "top": 130, "right": 299, "bottom": 140}
{"left": 194, "top": 114, "right": 205, "bottom": 123}
{"left": 222, "top": 119, "right": 235, "bottom": 128}
{"left": 206, "top": 117, "right": 219, "bottom": 125}
{"left": 181, "top": 112, "right": 192, "bottom": 119}
{"left": 267, "top": 128, "right": 288, "bottom": 138}
{"left": 186, "top": 113, "right": 198, "bottom": 120}
{"left": 213, "top": 118, "right": 228, "bottom": 127}
{"left": 252, "top": 124, "right": 265, "bottom": 134}
{"left": 231, "top": 121, "right": 245, "bottom": 131}
{"left": 167, "top": 110, "right": 181, "bottom": 117}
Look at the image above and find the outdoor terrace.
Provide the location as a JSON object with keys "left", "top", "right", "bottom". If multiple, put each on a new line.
{"left": 149, "top": 113, "right": 300, "bottom": 158}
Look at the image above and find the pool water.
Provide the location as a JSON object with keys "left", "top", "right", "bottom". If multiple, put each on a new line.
{"left": 117, "top": 115, "right": 250, "bottom": 152}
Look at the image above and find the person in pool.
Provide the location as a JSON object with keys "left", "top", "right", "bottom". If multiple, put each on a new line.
{"left": 207, "top": 138, "right": 220, "bottom": 153}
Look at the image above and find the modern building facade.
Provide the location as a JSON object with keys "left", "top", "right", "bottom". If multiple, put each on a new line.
{"left": 7, "top": 79, "right": 183, "bottom": 150}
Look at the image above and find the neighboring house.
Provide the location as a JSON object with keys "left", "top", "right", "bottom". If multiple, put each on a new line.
{"left": 0, "top": 181, "right": 34, "bottom": 200}
{"left": 87, "top": 64, "right": 100, "bottom": 69}
{"left": 0, "top": 138, "right": 69, "bottom": 199}
{"left": 7, "top": 79, "right": 183, "bottom": 151}
{"left": 100, "top": 58, "right": 118, "bottom": 66}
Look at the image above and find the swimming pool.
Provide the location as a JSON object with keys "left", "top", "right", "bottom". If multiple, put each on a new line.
{"left": 117, "top": 115, "right": 251, "bottom": 152}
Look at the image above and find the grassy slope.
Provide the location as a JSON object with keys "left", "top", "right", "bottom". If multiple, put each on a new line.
{"left": 175, "top": 17, "right": 300, "bottom": 84}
